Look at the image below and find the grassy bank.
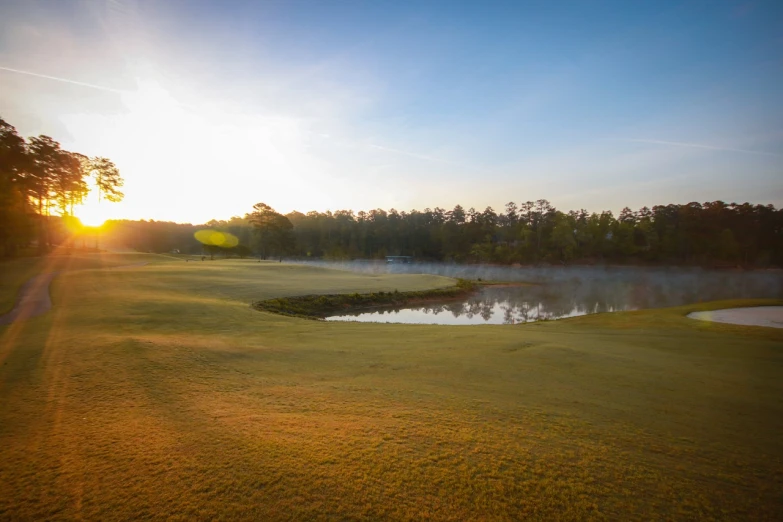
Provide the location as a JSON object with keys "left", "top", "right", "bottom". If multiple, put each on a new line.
{"left": 1, "top": 255, "right": 782, "bottom": 520}
{"left": 253, "top": 278, "right": 476, "bottom": 319}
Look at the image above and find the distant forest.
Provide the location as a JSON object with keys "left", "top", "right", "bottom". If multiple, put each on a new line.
{"left": 2, "top": 117, "right": 781, "bottom": 267}
{"left": 0, "top": 117, "right": 124, "bottom": 257}
{"left": 104, "top": 199, "right": 782, "bottom": 267}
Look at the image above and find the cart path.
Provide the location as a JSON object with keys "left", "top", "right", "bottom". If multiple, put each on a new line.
{"left": 0, "top": 263, "right": 148, "bottom": 326}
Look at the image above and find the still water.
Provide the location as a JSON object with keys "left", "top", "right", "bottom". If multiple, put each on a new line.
{"left": 325, "top": 285, "right": 603, "bottom": 325}
{"left": 320, "top": 264, "right": 783, "bottom": 325}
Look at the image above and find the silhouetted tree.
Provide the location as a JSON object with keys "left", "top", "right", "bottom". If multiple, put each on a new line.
{"left": 249, "top": 202, "right": 295, "bottom": 260}
{"left": 0, "top": 118, "right": 30, "bottom": 257}
{"left": 0, "top": 117, "right": 125, "bottom": 257}
{"left": 90, "top": 157, "right": 124, "bottom": 203}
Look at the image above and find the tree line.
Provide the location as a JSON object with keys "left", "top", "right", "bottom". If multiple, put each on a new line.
{"left": 1, "top": 114, "right": 778, "bottom": 266}
{"left": 104, "top": 199, "right": 782, "bottom": 267}
{"left": 0, "top": 117, "right": 124, "bottom": 257}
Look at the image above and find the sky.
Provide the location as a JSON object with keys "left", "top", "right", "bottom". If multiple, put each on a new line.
{"left": 0, "top": 0, "right": 781, "bottom": 225}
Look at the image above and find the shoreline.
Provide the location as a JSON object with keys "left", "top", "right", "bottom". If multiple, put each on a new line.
{"left": 287, "top": 259, "right": 783, "bottom": 272}
{"left": 252, "top": 279, "right": 478, "bottom": 320}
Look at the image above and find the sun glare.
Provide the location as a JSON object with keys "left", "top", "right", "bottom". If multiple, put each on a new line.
{"left": 74, "top": 203, "right": 111, "bottom": 227}
{"left": 74, "top": 180, "right": 118, "bottom": 227}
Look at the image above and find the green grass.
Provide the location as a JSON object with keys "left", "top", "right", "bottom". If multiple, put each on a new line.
{"left": 1, "top": 254, "right": 782, "bottom": 520}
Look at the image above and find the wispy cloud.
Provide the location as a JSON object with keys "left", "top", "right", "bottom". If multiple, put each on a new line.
{"left": 0, "top": 65, "right": 125, "bottom": 94}
{"left": 366, "top": 142, "right": 459, "bottom": 165}
{"left": 612, "top": 138, "right": 780, "bottom": 157}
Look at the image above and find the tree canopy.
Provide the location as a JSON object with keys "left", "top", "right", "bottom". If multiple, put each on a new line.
{"left": 249, "top": 203, "right": 294, "bottom": 260}
{"left": 0, "top": 116, "right": 124, "bottom": 257}
{"left": 101, "top": 200, "right": 782, "bottom": 268}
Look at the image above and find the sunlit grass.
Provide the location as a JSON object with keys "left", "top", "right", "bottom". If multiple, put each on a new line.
{"left": 1, "top": 256, "right": 782, "bottom": 519}
{"left": 0, "top": 251, "right": 163, "bottom": 314}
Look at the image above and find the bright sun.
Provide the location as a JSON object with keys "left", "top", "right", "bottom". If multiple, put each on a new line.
{"left": 74, "top": 182, "right": 117, "bottom": 227}
{"left": 75, "top": 201, "right": 113, "bottom": 227}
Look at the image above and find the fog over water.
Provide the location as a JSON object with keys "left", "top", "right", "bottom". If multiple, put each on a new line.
{"left": 294, "top": 260, "right": 783, "bottom": 325}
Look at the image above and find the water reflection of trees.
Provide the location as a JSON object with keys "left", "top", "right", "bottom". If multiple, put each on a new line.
{"left": 333, "top": 270, "right": 783, "bottom": 324}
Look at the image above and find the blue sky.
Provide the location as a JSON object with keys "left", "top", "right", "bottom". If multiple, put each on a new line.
{"left": 0, "top": 0, "right": 781, "bottom": 223}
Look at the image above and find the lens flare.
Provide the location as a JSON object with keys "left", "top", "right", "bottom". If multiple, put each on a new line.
{"left": 194, "top": 229, "right": 239, "bottom": 248}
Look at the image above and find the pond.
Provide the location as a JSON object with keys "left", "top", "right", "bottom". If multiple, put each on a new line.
{"left": 325, "top": 284, "right": 604, "bottom": 325}
{"left": 318, "top": 263, "right": 783, "bottom": 325}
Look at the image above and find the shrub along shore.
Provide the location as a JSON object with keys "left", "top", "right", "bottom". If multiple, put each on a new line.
{"left": 253, "top": 278, "right": 477, "bottom": 319}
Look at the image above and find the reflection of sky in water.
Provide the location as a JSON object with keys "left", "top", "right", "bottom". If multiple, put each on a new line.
{"left": 326, "top": 302, "right": 601, "bottom": 325}
{"left": 326, "top": 286, "right": 629, "bottom": 325}
{"left": 326, "top": 272, "right": 783, "bottom": 325}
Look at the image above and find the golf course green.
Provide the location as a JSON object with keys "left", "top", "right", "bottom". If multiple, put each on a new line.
{"left": 1, "top": 253, "right": 782, "bottom": 520}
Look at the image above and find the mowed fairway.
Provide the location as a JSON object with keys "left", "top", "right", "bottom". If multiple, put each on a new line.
{"left": 1, "top": 254, "right": 782, "bottom": 520}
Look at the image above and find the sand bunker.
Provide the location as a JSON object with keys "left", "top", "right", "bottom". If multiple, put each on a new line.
{"left": 688, "top": 307, "right": 783, "bottom": 329}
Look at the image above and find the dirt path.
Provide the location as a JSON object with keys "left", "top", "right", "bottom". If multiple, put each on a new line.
{"left": 0, "top": 263, "right": 147, "bottom": 326}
